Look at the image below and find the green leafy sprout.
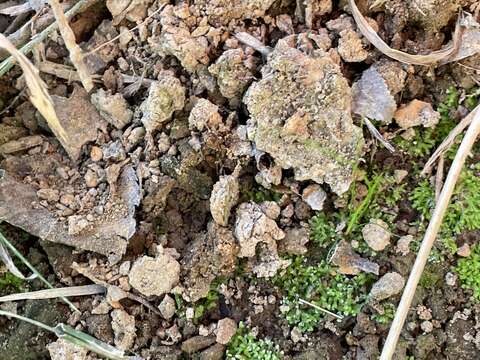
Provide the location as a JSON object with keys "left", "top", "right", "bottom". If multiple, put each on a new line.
{"left": 455, "top": 244, "right": 480, "bottom": 300}
{"left": 227, "top": 322, "right": 281, "bottom": 360}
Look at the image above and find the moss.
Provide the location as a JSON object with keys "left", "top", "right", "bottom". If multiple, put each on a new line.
{"left": 273, "top": 257, "right": 372, "bottom": 333}
{"left": 455, "top": 244, "right": 480, "bottom": 300}
{"left": 309, "top": 213, "right": 339, "bottom": 248}
{"left": 372, "top": 301, "right": 396, "bottom": 324}
{"left": 0, "top": 271, "right": 23, "bottom": 292}
{"left": 226, "top": 322, "right": 281, "bottom": 360}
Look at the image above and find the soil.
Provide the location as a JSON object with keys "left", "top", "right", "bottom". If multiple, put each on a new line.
{"left": 0, "top": 0, "right": 479, "bottom": 359}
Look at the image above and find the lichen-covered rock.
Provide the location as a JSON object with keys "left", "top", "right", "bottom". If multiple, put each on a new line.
{"left": 182, "top": 222, "right": 238, "bottom": 301}
{"left": 91, "top": 89, "right": 133, "bottom": 129}
{"left": 129, "top": 250, "right": 180, "bottom": 296}
{"left": 394, "top": 100, "right": 440, "bottom": 129}
{"left": 209, "top": 49, "right": 254, "bottom": 99}
{"left": 338, "top": 29, "right": 368, "bottom": 63}
{"left": 189, "top": 99, "right": 223, "bottom": 132}
{"left": 244, "top": 35, "right": 363, "bottom": 195}
{"left": 141, "top": 73, "right": 186, "bottom": 132}
{"left": 111, "top": 309, "right": 136, "bottom": 351}
{"left": 210, "top": 172, "right": 239, "bottom": 226}
{"left": 193, "top": 0, "right": 276, "bottom": 27}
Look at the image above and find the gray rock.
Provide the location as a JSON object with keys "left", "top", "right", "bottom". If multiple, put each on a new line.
{"left": 158, "top": 295, "right": 176, "bottom": 320}
{"left": 244, "top": 35, "right": 363, "bottom": 195}
{"left": 91, "top": 89, "right": 133, "bottom": 129}
{"left": 181, "top": 336, "right": 216, "bottom": 354}
{"left": 47, "top": 339, "right": 89, "bottom": 360}
{"left": 111, "top": 309, "right": 136, "bottom": 351}
{"left": 129, "top": 251, "right": 180, "bottom": 297}
{"left": 369, "top": 272, "right": 405, "bottom": 301}
{"left": 210, "top": 172, "right": 239, "bottom": 226}
{"left": 302, "top": 184, "right": 326, "bottom": 211}
{"left": 102, "top": 140, "right": 126, "bottom": 162}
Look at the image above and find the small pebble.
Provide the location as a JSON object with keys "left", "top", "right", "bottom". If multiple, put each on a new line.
{"left": 457, "top": 243, "right": 471, "bottom": 257}
{"left": 90, "top": 146, "right": 103, "bottom": 161}
{"left": 216, "top": 318, "right": 237, "bottom": 345}
{"left": 420, "top": 320, "right": 433, "bottom": 333}
{"left": 362, "top": 219, "right": 391, "bottom": 251}
{"left": 445, "top": 272, "right": 457, "bottom": 286}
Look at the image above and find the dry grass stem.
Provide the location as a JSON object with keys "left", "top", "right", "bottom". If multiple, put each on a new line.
{"left": 0, "top": 33, "right": 67, "bottom": 144}
{"left": 0, "top": 284, "right": 105, "bottom": 302}
{"left": 234, "top": 32, "right": 273, "bottom": 56}
{"left": 381, "top": 104, "right": 480, "bottom": 359}
{"left": 349, "top": 0, "right": 463, "bottom": 65}
{"left": 299, "top": 298, "right": 344, "bottom": 320}
{"left": 49, "top": 0, "right": 93, "bottom": 91}
{"left": 423, "top": 104, "right": 480, "bottom": 174}
{"left": 364, "top": 117, "right": 395, "bottom": 152}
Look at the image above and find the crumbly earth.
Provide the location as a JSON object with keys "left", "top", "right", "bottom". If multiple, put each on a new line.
{"left": 0, "top": 0, "right": 479, "bottom": 359}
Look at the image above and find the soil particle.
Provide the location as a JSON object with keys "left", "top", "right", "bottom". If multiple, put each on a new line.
{"left": 182, "top": 222, "right": 238, "bottom": 302}
{"left": 199, "top": 343, "right": 225, "bottom": 360}
{"left": 85, "top": 314, "right": 114, "bottom": 343}
{"left": 111, "top": 309, "right": 136, "bottom": 351}
{"left": 279, "top": 226, "right": 310, "bottom": 255}
{"left": 356, "top": 334, "right": 379, "bottom": 359}
{"left": 394, "top": 100, "right": 440, "bottom": 129}
{"left": 338, "top": 29, "right": 368, "bottom": 63}
{"left": 414, "top": 333, "right": 439, "bottom": 358}
{"left": 47, "top": 339, "right": 89, "bottom": 360}
{"left": 128, "top": 250, "right": 180, "bottom": 297}
{"left": 210, "top": 172, "right": 240, "bottom": 226}
{"left": 373, "top": 60, "right": 407, "bottom": 96}
{"left": 91, "top": 89, "right": 133, "bottom": 130}
{"left": 369, "top": 272, "right": 405, "bottom": 301}
{"left": 457, "top": 243, "right": 471, "bottom": 257}
{"left": 188, "top": 98, "right": 223, "bottom": 132}
{"left": 330, "top": 240, "right": 380, "bottom": 275}
{"left": 36, "top": 188, "right": 60, "bottom": 203}
{"left": 158, "top": 295, "right": 176, "bottom": 320}
{"left": 140, "top": 73, "right": 186, "bottom": 133}
{"left": 215, "top": 318, "right": 237, "bottom": 344}
{"left": 244, "top": 35, "right": 363, "bottom": 195}
{"left": 208, "top": 49, "right": 255, "bottom": 99}
{"left": 181, "top": 335, "right": 216, "bottom": 354}
{"left": 362, "top": 219, "right": 391, "bottom": 251}
{"left": 0, "top": 124, "right": 28, "bottom": 146}
{"left": 395, "top": 234, "right": 413, "bottom": 255}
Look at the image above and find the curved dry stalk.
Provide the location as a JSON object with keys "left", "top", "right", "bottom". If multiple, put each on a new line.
{"left": 348, "top": 0, "right": 463, "bottom": 65}
{"left": 380, "top": 104, "right": 480, "bottom": 359}
{"left": 423, "top": 104, "right": 480, "bottom": 174}
{"left": 49, "top": 0, "right": 93, "bottom": 91}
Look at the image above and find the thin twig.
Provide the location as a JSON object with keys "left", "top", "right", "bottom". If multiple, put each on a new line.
{"left": 422, "top": 104, "right": 480, "bottom": 175}
{"left": 0, "top": 0, "right": 98, "bottom": 77}
{"left": 49, "top": 0, "right": 93, "bottom": 91}
{"left": 380, "top": 106, "right": 480, "bottom": 359}
{"left": 299, "top": 298, "right": 344, "bottom": 320}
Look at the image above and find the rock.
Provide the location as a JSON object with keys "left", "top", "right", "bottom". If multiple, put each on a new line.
{"left": 102, "top": 140, "right": 126, "bottom": 162}
{"left": 129, "top": 250, "right": 180, "bottom": 297}
{"left": 182, "top": 222, "right": 238, "bottom": 301}
{"left": 393, "top": 169, "right": 408, "bottom": 183}
{"left": 396, "top": 235, "right": 413, "bottom": 256}
{"left": 47, "top": 339, "right": 89, "bottom": 360}
{"left": 111, "top": 309, "right": 136, "bottom": 351}
{"left": 362, "top": 219, "right": 391, "bottom": 251}
{"left": 192, "top": 0, "right": 275, "bottom": 26}
{"left": 369, "top": 272, "right": 405, "bottom": 301}
{"left": 189, "top": 99, "right": 223, "bottom": 132}
{"left": 83, "top": 21, "right": 119, "bottom": 74}
{"left": 200, "top": 344, "right": 225, "bottom": 360}
{"left": 216, "top": 318, "right": 237, "bottom": 345}
{"left": 51, "top": 86, "right": 104, "bottom": 160}
{"left": 302, "top": 184, "right": 326, "bottom": 211}
{"left": 67, "top": 215, "right": 89, "bottom": 235}
{"left": 125, "top": 126, "right": 145, "bottom": 151}
{"left": 90, "top": 146, "right": 103, "bottom": 161}
{"left": 338, "top": 29, "right": 368, "bottom": 62}
{"left": 234, "top": 202, "right": 285, "bottom": 258}
{"left": 210, "top": 172, "right": 239, "bottom": 226}
{"left": 394, "top": 100, "right": 440, "bottom": 129}
{"left": 0, "top": 135, "right": 43, "bottom": 154}
{"left": 209, "top": 49, "right": 254, "bottom": 99}
{"left": 244, "top": 35, "right": 363, "bottom": 195}
{"left": 373, "top": 60, "right": 407, "bottom": 96}
{"left": 91, "top": 89, "right": 133, "bottom": 129}
{"left": 141, "top": 73, "right": 186, "bottom": 132}
{"left": 445, "top": 272, "right": 457, "bottom": 286}
{"left": 279, "top": 226, "right": 310, "bottom": 255}
{"left": 305, "top": 0, "right": 332, "bottom": 28}
{"left": 36, "top": 188, "right": 60, "bottom": 203}
{"left": 158, "top": 295, "right": 176, "bottom": 320}
{"left": 330, "top": 240, "right": 379, "bottom": 275}
{"left": 84, "top": 169, "right": 98, "bottom": 188}
{"left": 181, "top": 336, "right": 216, "bottom": 354}
{"left": 457, "top": 243, "right": 471, "bottom": 257}
{"left": 0, "top": 124, "right": 28, "bottom": 146}
{"left": 352, "top": 67, "right": 396, "bottom": 124}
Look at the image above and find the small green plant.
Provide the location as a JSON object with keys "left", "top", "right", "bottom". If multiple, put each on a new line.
{"left": 273, "top": 257, "right": 371, "bottom": 333}
{"left": 372, "top": 302, "right": 396, "bottom": 324}
{"left": 455, "top": 244, "right": 480, "bottom": 300}
{"left": 193, "top": 288, "right": 220, "bottom": 321}
{"left": 243, "top": 185, "right": 281, "bottom": 204}
{"left": 227, "top": 322, "right": 281, "bottom": 360}
{"left": 309, "top": 213, "right": 339, "bottom": 247}
{"left": 410, "top": 166, "right": 480, "bottom": 254}
{"left": 0, "top": 271, "right": 23, "bottom": 292}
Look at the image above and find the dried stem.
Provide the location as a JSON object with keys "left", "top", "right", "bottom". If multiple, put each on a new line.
{"left": 380, "top": 106, "right": 480, "bottom": 359}
{"left": 49, "top": 0, "right": 93, "bottom": 91}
